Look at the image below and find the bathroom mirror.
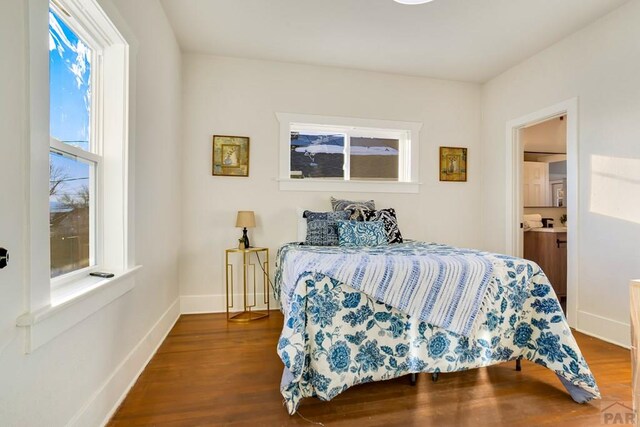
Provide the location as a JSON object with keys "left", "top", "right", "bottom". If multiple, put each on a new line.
{"left": 523, "top": 152, "right": 567, "bottom": 208}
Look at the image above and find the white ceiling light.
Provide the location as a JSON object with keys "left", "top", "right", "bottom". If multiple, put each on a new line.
{"left": 394, "top": 0, "right": 434, "bottom": 4}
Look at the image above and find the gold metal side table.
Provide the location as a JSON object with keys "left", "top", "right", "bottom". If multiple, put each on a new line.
{"left": 225, "top": 247, "right": 270, "bottom": 322}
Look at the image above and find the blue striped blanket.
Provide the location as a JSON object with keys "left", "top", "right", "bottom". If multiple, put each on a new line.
{"left": 275, "top": 241, "right": 496, "bottom": 336}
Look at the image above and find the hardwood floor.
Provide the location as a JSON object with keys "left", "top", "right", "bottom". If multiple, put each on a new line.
{"left": 108, "top": 312, "right": 631, "bottom": 426}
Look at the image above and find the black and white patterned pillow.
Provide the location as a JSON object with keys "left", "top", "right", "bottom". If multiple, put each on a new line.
{"left": 330, "top": 196, "right": 375, "bottom": 221}
{"left": 303, "top": 210, "right": 352, "bottom": 246}
{"left": 362, "top": 208, "right": 403, "bottom": 244}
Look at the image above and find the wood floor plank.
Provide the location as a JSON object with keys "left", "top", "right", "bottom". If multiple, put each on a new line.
{"left": 108, "top": 312, "right": 632, "bottom": 426}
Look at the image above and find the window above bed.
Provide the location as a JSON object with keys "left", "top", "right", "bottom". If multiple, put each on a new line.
{"left": 276, "top": 113, "right": 422, "bottom": 193}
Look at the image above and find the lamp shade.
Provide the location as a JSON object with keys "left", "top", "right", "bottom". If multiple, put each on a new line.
{"left": 235, "top": 211, "right": 256, "bottom": 228}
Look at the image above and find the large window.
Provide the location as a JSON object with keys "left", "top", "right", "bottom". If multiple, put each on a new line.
{"left": 290, "top": 125, "right": 404, "bottom": 181}
{"left": 46, "top": 0, "right": 130, "bottom": 288}
{"left": 278, "top": 113, "right": 421, "bottom": 193}
{"left": 49, "top": 7, "right": 98, "bottom": 278}
{"left": 18, "top": 0, "right": 131, "bottom": 352}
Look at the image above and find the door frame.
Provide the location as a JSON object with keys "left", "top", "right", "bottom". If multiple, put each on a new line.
{"left": 505, "top": 98, "right": 579, "bottom": 327}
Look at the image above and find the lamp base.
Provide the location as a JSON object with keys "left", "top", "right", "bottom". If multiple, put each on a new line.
{"left": 242, "top": 227, "right": 250, "bottom": 248}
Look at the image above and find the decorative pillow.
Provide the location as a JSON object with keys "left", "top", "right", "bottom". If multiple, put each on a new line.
{"left": 363, "top": 208, "right": 404, "bottom": 244}
{"left": 330, "top": 197, "right": 375, "bottom": 221}
{"left": 304, "top": 210, "right": 351, "bottom": 246}
{"left": 337, "top": 220, "right": 387, "bottom": 247}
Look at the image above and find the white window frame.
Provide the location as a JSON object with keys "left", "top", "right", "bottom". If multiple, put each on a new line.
{"left": 277, "top": 113, "right": 422, "bottom": 193}
{"left": 48, "top": 3, "right": 103, "bottom": 285}
{"left": 18, "top": 0, "right": 139, "bottom": 353}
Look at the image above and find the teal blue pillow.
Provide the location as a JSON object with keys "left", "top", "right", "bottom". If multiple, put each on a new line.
{"left": 337, "top": 220, "right": 387, "bottom": 247}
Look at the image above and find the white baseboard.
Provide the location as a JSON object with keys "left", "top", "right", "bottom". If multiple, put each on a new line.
{"left": 180, "top": 293, "right": 277, "bottom": 314}
{"left": 576, "top": 310, "right": 631, "bottom": 349}
{"left": 180, "top": 294, "right": 224, "bottom": 314}
{"left": 66, "top": 298, "right": 181, "bottom": 427}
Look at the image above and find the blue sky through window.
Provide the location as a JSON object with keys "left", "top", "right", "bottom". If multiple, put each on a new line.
{"left": 49, "top": 9, "right": 91, "bottom": 150}
{"left": 49, "top": 8, "right": 92, "bottom": 212}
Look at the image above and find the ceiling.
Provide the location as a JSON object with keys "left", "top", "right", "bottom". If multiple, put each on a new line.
{"left": 160, "top": 0, "right": 628, "bottom": 83}
{"left": 522, "top": 116, "right": 567, "bottom": 154}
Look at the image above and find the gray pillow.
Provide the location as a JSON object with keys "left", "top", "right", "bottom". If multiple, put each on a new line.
{"left": 330, "top": 197, "right": 375, "bottom": 221}
{"left": 303, "top": 210, "right": 352, "bottom": 246}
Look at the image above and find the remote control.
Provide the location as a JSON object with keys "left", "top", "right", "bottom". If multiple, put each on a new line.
{"left": 90, "top": 272, "right": 115, "bottom": 278}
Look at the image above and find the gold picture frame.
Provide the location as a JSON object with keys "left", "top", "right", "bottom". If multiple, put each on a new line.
{"left": 212, "top": 135, "right": 250, "bottom": 177}
{"left": 439, "top": 146, "right": 467, "bottom": 182}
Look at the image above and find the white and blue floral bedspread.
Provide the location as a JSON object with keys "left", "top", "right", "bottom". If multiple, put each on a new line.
{"left": 274, "top": 242, "right": 600, "bottom": 414}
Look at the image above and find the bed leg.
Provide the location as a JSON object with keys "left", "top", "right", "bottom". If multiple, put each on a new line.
{"left": 410, "top": 373, "right": 417, "bottom": 386}
{"left": 516, "top": 356, "right": 522, "bottom": 372}
{"left": 432, "top": 373, "right": 439, "bottom": 382}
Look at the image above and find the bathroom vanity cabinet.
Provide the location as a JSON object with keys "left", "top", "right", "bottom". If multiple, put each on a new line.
{"left": 523, "top": 228, "right": 567, "bottom": 299}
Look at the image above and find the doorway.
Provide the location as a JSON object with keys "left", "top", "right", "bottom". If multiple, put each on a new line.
{"left": 505, "top": 98, "right": 579, "bottom": 327}
{"left": 521, "top": 116, "right": 567, "bottom": 311}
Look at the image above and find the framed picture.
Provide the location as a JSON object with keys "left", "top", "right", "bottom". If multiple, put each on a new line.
{"left": 212, "top": 135, "right": 250, "bottom": 177}
{"left": 439, "top": 146, "right": 467, "bottom": 182}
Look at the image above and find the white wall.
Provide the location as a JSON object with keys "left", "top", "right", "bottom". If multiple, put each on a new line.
{"left": 180, "top": 55, "right": 483, "bottom": 312}
{"left": 0, "top": 0, "right": 182, "bottom": 425}
{"left": 481, "top": 0, "right": 640, "bottom": 347}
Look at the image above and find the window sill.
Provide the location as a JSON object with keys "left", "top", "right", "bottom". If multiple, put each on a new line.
{"left": 16, "top": 265, "right": 142, "bottom": 353}
{"left": 277, "top": 179, "right": 421, "bottom": 194}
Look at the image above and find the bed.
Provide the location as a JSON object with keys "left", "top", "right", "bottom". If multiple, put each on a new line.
{"left": 274, "top": 241, "right": 600, "bottom": 414}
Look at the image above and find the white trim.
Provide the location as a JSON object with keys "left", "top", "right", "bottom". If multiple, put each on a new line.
{"left": 180, "top": 293, "right": 277, "bottom": 314}
{"left": 276, "top": 112, "right": 422, "bottom": 191}
{"left": 51, "top": 264, "right": 100, "bottom": 289}
{"left": 67, "top": 299, "right": 180, "bottom": 427}
{"left": 180, "top": 295, "right": 220, "bottom": 314}
{"left": 51, "top": 0, "right": 126, "bottom": 50}
{"left": 16, "top": 266, "right": 141, "bottom": 352}
{"left": 505, "top": 98, "right": 579, "bottom": 327}
{"left": 50, "top": 138, "right": 102, "bottom": 164}
{"left": 50, "top": 265, "right": 140, "bottom": 306}
{"left": 28, "top": 0, "right": 55, "bottom": 316}
{"left": 575, "top": 310, "right": 631, "bottom": 349}
{"left": 344, "top": 132, "right": 351, "bottom": 181}
{"left": 277, "top": 178, "right": 421, "bottom": 194}
{"left": 100, "top": 40, "right": 130, "bottom": 272}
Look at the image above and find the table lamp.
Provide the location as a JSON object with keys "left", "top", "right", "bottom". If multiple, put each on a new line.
{"left": 235, "top": 211, "right": 256, "bottom": 248}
